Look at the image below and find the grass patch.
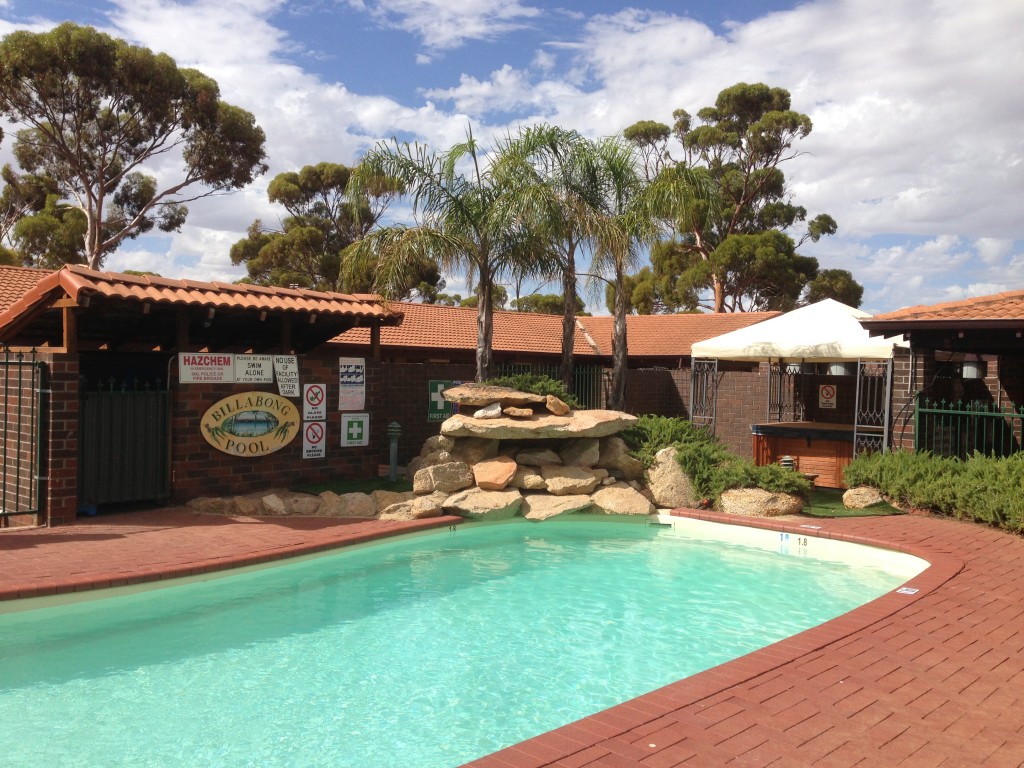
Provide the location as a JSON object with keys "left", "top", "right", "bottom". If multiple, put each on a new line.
{"left": 800, "top": 488, "right": 902, "bottom": 518}
{"left": 294, "top": 476, "right": 413, "bottom": 495}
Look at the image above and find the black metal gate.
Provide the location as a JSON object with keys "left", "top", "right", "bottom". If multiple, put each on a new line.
{"left": 0, "top": 348, "right": 46, "bottom": 526}
{"left": 853, "top": 358, "right": 892, "bottom": 456}
{"left": 689, "top": 358, "right": 718, "bottom": 433}
{"left": 79, "top": 380, "right": 171, "bottom": 507}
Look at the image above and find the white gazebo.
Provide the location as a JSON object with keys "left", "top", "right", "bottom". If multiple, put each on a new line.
{"left": 689, "top": 299, "right": 907, "bottom": 487}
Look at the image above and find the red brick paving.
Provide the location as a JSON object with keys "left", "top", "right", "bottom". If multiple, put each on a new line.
{"left": 2, "top": 508, "right": 1023, "bottom": 767}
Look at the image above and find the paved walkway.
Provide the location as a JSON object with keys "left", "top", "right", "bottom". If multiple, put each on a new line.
{"left": 2, "top": 509, "right": 1022, "bottom": 766}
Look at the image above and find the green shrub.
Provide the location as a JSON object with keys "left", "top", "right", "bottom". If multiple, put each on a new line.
{"left": 481, "top": 374, "right": 580, "bottom": 408}
{"left": 620, "top": 414, "right": 716, "bottom": 467}
{"left": 844, "top": 449, "right": 1024, "bottom": 532}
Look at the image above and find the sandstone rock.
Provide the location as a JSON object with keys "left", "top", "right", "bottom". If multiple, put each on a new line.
{"left": 596, "top": 436, "right": 645, "bottom": 481}
{"left": 559, "top": 437, "right": 600, "bottom": 467}
{"left": 443, "top": 487, "right": 523, "bottom": 520}
{"left": 843, "top": 486, "right": 886, "bottom": 509}
{"left": 442, "top": 383, "right": 546, "bottom": 407}
{"left": 420, "top": 434, "right": 455, "bottom": 455}
{"left": 315, "top": 491, "right": 374, "bottom": 517}
{"left": 600, "top": 476, "right": 617, "bottom": 486}
{"left": 541, "top": 465, "right": 603, "bottom": 495}
{"left": 472, "top": 455, "right": 518, "bottom": 490}
{"left": 378, "top": 495, "right": 444, "bottom": 521}
{"left": 502, "top": 406, "right": 533, "bottom": 417}
{"left": 408, "top": 449, "right": 451, "bottom": 478}
{"left": 370, "top": 489, "right": 415, "bottom": 513}
{"left": 545, "top": 394, "right": 571, "bottom": 416}
{"left": 521, "top": 493, "right": 593, "bottom": 521}
{"left": 719, "top": 488, "right": 804, "bottom": 517}
{"left": 413, "top": 461, "right": 474, "bottom": 495}
{"left": 449, "top": 437, "right": 499, "bottom": 465}
{"left": 590, "top": 484, "right": 656, "bottom": 516}
{"left": 516, "top": 447, "right": 562, "bottom": 466}
{"left": 186, "top": 496, "right": 234, "bottom": 515}
{"left": 510, "top": 466, "right": 547, "bottom": 490}
{"left": 473, "top": 402, "right": 503, "bottom": 419}
{"left": 645, "top": 447, "right": 699, "bottom": 509}
{"left": 260, "top": 490, "right": 324, "bottom": 516}
{"left": 441, "top": 409, "right": 637, "bottom": 440}
{"left": 233, "top": 495, "right": 261, "bottom": 516}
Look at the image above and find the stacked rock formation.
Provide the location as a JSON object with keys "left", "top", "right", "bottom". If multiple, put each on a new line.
{"left": 404, "top": 383, "right": 658, "bottom": 521}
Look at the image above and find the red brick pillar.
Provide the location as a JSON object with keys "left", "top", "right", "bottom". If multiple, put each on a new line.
{"left": 41, "top": 352, "right": 80, "bottom": 526}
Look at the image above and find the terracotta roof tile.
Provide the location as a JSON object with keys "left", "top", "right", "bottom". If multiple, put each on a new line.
{"left": 871, "top": 290, "right": 1024, "bottom": 322}
{"left": 332, "top": 302, "right": 779, "bottom": 358}
{"left": 0, "top": 265, "right": 53, "bottom": 312}
{"left": 578, "top": 312, "right": 779, "bottom": 357}
{"left": 0, "top": 264, "right": 400, "bottom": 326}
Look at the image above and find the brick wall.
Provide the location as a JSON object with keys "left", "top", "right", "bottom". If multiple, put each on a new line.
{"left": 40, "top": 352, "right": 79, "bottom": 526}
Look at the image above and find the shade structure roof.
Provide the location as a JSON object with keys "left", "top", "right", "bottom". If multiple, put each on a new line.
{"left": 690, "top": 299, "right": 908, "bottom": 362}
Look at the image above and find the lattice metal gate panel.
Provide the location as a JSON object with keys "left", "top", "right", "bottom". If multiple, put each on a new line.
{"left": 689, "top": 358, "right": 718, "bottom": 433}
{"left": 767, "top": 362, "right": 805, "bottom": 422}
{"left": 853, "top": 358, "right": 892, "bottom": 456}
{"left": 0, "top": 348, "right": 45, "bottom": 524}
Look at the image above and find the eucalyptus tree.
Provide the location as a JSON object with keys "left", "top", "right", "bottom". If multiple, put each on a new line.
{"left": 0, "top": 23, "right": 267, "bottom": 268}
{"left": 346, "top": 128, "right": 535, "bottom": 382}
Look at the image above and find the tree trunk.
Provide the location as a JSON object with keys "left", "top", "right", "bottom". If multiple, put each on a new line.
{"left": 609, "top": 262, "right": 629, "bottom": 411}
{"left": 560, "top": 249, "right": 576, "bottom": 392}
{"left": 476, "top": 267, "right": 494, "bottom": 382}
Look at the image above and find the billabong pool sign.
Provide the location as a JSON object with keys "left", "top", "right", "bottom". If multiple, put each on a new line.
{"left": 201, "top": 391, "right": 298, "bottom": 456}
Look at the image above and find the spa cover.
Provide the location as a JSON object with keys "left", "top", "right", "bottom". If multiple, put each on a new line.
{"left": 690, "top": 299, "right": 907, "bottom": 362}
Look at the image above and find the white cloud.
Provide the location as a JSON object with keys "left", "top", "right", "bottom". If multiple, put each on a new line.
{"left": 349, "top": 0, "right": 542, "bottom": 51}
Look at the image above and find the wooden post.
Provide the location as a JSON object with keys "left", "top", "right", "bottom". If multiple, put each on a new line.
{"left": 370, "top": 323, "right": 381, "bottom": 362}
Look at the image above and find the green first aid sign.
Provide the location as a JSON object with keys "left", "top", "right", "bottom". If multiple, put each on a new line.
{"left": 340, "top": 413, "right": 369, "bottom": 447}
{"left": 428, "top": 380, "right": 453, "bottom": 422}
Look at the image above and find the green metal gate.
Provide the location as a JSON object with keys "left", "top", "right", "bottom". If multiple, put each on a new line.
{"left": 0, "top": 348, "right": 46, "bottom": 525}
{"left": 79, "top": 380, "right": 171, "bottom": 506}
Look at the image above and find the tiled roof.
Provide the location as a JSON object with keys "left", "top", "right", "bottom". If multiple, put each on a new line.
{"left": 333, "top": 301, "right": 595, "bottom": 355}
{"left": 332, "top": 301, "right": 779, "bottom": 358}
{"left": 869, "top": 290, "right": 1024, "bottom": 323}
{"left": 578, "top": 312, "right": 779, "bottom": 357}
{"left": 0, "top": 265, "right": 53, "bottom": 312}
{"left": 0, "top": 264, "right": 400, "bottom": 333}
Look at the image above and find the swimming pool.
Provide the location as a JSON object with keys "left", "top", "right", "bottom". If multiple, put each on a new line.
{"left": 0, "top": 516, "right": 925, "bottom": 767}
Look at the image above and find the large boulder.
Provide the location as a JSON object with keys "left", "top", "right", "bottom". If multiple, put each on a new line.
{"left": 509, "top": 466, "right": 547, "bottom": 490}
{"left": 413, "top": 461, "right": 474, "bottom": 494}
{"left": 596, "top": 436, "right": 645, "bottom": 481}
{"left": 187, "top": 495, "right": 235, "bottom": 515}
{"left": 590, "top": 484, "right": 656, "bottom": 516}
{"left": 442, "top": 383, "right": 546, "bottom": 407}
{"left": 541, "top": 466, "right": 603, "bottom": 495}
{"left": 472, "top": 456, "right": 518, "bottom": 490}
{"left": 261, "top": 490, "right": 324, "bottom": 516}
{"left": 443, "top": 487, "right": 523, "bottom": 520}
{"left": 645, "top": 447, "right": 699, "bottom": 509}
{"left": 420, "top": 434, "right": 455, "bottom": 455}
{"left": 407, "top": 449, "right": 451, "bottom": 477}
{"left": 559, "top": 437, "right": 600, "bottom": 468}
{"left": 370, "top": 489, "right": 416, "bottom": 513}
{"left": 521, "top": 493, "right": 593, "bottom": 521}
{"left": 441, "top": 409, "right": 637, "bottom": 440}
{"left": 843, "top": 486, "right": 886, "bottom": 509}
{"left": 719, "top": 488, "right": 803, "bottom": 517}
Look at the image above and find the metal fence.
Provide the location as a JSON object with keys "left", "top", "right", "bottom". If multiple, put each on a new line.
{"left": 915, "top": 396, "right": 1024, "bottom": 459}
{"left": 0, "top": 348, "right": 45, "bottom": 524}
{"left": 493, "top": 363, "right": 608, "bottom": 410}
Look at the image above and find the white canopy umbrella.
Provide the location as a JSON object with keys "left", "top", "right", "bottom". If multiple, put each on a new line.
{"left": 690, "top": 299, "right": 907, "bottom": 362}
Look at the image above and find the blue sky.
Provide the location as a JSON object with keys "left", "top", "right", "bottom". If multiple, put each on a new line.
{"left": 1, "top": 0, "right": 1022, "bottom": 315}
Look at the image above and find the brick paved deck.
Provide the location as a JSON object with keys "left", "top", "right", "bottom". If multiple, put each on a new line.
{"left": 2, "top": 509, "right": 1022, "bottom": 766}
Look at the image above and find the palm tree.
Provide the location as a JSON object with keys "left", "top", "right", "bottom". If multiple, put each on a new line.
{"left": 347, "top": 128, "right": 534, "bottom": 382}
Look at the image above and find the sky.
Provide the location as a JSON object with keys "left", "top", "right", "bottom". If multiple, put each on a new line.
{"left": 1, "top": 0, "right": 1022, "bottom": 315}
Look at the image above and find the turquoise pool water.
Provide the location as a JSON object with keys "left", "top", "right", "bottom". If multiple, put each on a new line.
{"left": 0, "top": 518, "right": 917, "bottom": 767}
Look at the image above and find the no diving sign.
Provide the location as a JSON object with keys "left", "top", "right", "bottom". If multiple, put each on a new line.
{"left": 819, "top": 384, "right": 837, "bottom": 409}
{"left": 303, "top": 421, "right": 326, "bottom": 459}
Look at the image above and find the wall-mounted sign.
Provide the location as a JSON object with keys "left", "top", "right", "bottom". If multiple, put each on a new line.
{"left": 340, "top": 412, "right": 369, "bottom": 447}
{"left": 201, "top": 391, "right": 298, "bottom": 456}
{"left": 819, "top": 384, "right": 837, "bottom": 409}
{"left": 303, "top": 383, "right": 327, "bottom": 421}
{"left": 428, "top": 380, "right": 453, "bottom": 422}
{"left": 235, "top": 354, "right": 274, "bottom": 384}
{"left": 179, "top": 353, "right": 234, "bottom": 383}
{"left": 338, "top": 357, "right": 365, "bottom": 410}
{"left": 302, "top": 420, "right": 326, "bottom": 459}
{"left": 274, "top": 355, "right": 300, "bottom": 397}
